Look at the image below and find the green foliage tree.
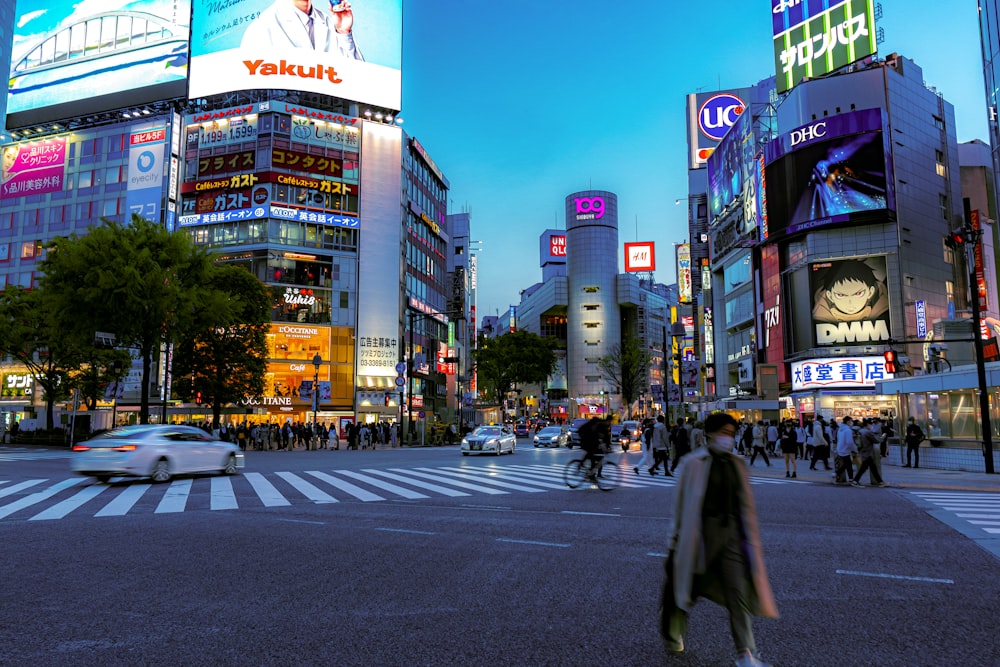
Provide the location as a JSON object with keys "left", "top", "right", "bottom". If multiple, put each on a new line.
{"left": 0, "top": 287, "right": 78, "bottom": 431}
{"left": 597, "top": 334, "right": 652, "bottom": 419}
{"left": 474, "top": 330, "right": 558, "bottom": 406}
{"left": 171, "top": 264, "right": 271, "bottom": 428}
{"left": 39, "top": 214, "right": 219, "bottom": 424}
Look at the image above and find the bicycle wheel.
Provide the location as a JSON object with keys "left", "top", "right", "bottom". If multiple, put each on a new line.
{"left": 563, "top": 458, "right": 588, "bottom": 488}
{"left": 595, "top": 458, "right": 619, "bottom": 492}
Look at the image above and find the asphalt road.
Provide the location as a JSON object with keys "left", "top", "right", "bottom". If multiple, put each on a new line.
{"left": 1, "top": 441, "right": 998, "bottom": 666}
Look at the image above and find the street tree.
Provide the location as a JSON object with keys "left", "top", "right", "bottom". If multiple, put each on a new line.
{"left": 171, "top": 264, "right": 271, "bottom": 428}
{"left": 39, "top": 214, "right": 218, "bottom": 424}
{"left": 0, "top": 287, "right": 78, "bottom": 431}
{"left": 597, "top": 334, "right": 652, "bottom": 419}
{"left": 474, "top": 330, "right": 558, "bottom": 407}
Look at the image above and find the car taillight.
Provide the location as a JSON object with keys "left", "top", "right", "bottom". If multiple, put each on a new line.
{"left": 71, "top": 444, "right": 90, "bottom": 452}
{"left": 112, "top": 444, "right": 137, "bottom": 452}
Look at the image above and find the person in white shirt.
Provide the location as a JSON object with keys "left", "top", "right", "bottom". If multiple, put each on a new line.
{"left": 834, "top": 416, "right": 858, "bottom": 484}
{"left": 241, "top": 0, "right": 364, "bottom": 59}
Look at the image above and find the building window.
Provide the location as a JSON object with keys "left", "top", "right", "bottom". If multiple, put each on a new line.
{"left": 935, "top": 149, "right": 946, "bottom": 177}
{"left": 939, "top": 194, "right": 949, "bottom": 220}
{"left": 943, "top": 237, "right": 955, "bottom": 265}
{"left": 945, "top": 280, "right": 954, "bottom": 304}
{"left": 933, "top": 115, "right": 945, "bottom": 131}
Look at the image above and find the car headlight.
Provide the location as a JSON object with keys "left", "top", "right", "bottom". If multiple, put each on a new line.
{"left": 461, "top": 439, "right": 469, "bottom": 446}
{"left": 486, "top": 438, "right": 499, "bottom": 447}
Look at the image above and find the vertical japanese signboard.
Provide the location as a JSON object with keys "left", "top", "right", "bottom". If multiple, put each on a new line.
{"left": 677, "top": 244, "right": 692, "bottom": 303}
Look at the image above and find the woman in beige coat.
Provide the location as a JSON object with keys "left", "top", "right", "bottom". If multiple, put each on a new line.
{"left": 662, "top": 412, "right": 778, "bottom": 667}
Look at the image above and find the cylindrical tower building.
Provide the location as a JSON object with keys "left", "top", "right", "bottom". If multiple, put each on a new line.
{"left": 565, "top": 190, "right": 620, "bottom": 417}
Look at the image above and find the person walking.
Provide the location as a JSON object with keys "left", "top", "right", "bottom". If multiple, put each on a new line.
{"left": 748, "top": 420, "right": 770, "bottom": 467}
{"left": 660, "top": 412, "right": 778, "bottom": 667}
{"left": 766, "top": 420, "right": 780, "bottom": 457}
{"left": 834, "top": 416, "right": 858, "bottom": 484}
{"left": 852, "top": 419, "right": 886, "bottom": 487}
{"left": 634, "top": 418, "right": 656, "bottom": 475}
{"left": 670, "top": 419, "right": 691, "bottom": 473}
{"left": 780, "top": 421, "right": 798, "bottom": 478}
{"left": 808, "top": 417, "right": 831, "bottom": 470}
{"left": 650, "top": 415, "right": 672, "bottom": 476}
{"left": 904, "top": 417, "right": 924, "bottom": 468}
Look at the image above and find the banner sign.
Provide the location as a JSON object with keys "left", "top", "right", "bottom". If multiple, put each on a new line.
{"left": 126, "top": 127, "right": 167, "bottom": 222}
{"left": 1, "top": 137, "right": 67, "bottom": 200}
{"left": 791, "top": 355, "right": 894, "bottom": 390}
{"left": 625, "top": 242, "right": 656, "bottom": 272}
{"left": 773, "top": 0, "right": 877, "bottom": 94}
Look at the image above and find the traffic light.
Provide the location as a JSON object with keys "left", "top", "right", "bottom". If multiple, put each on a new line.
{"left": 384, "top": 393, "right": 391, "bottom": 406}
{"left": 949, "top": 228, "right": 968, "bottom": 246}
{"left": 883, "top": 349, "right": 897, "bottom": 374}
{"left": 195, "top": 391, "right": 202, "bottom": 405}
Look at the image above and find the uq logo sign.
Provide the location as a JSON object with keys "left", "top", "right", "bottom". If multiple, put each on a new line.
{"left": 574, "top": 197, "right": 605, "bottom": 220}
{"left": 698, "top": 94, "right": 745, "bottom": 141}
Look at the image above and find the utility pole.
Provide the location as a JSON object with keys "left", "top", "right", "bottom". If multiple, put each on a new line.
{"left": 963, "top": 198, "right": 995, "bottom": 473}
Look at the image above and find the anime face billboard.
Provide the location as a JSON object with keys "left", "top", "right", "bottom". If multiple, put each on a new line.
{"left": 809, "top": 256, "right": 890, "bottom": 346}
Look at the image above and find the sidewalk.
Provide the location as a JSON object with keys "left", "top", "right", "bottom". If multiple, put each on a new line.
{"left": 742, "top": 454, "right": 1000, "bottom": 492}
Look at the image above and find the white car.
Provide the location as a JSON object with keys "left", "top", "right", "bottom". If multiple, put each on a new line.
{"left": 533, "top": 426, "right": 569, "bottom": 448}
{"left": 72, "top": 424, "right": 244, "bottom": 483}
{"left": 461, "top": 425, "right": 516, "bottom": 456}
{"left": 621, "top": 420, "right": 642, "bottom": 443}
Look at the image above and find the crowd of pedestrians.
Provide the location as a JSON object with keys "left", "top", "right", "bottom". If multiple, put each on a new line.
{"left": 188, "top": 419, "right": 402, "bottom": 451}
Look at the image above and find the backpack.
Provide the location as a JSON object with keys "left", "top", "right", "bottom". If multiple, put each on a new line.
{"left": 671, "top": 425, "right": 689, "bottom": 449}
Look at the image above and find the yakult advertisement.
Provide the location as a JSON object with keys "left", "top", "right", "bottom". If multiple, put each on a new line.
{"left": 190, "top": 0, "right": 402, "bottom": 109}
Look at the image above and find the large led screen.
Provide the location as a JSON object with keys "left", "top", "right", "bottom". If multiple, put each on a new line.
{"left": 7, "top": 0, "right": 190, "bottom": 125}
{"left": 773, "top": 0, "right": 877, "bottom": 94}
{"left": 763, "top": 108, "right": 893, "bottom": 240}
{"left": 707, "top": 109, "right": 754, "bottom": 220}
{"left": 808, "top": 255, "right": 891, "bottom": 347}
{"left": 190, "top": 0, "right": 402, "bottom": 110}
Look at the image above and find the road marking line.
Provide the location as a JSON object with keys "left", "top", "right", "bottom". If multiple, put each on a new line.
{"left": 836, "top": 569, "right": 954, "bottom": 584}
{"left": 210, "top": 476, "right": 239, "bottom": 510}
{"left": 244, "top": 472, "right": 291, "bottom": 507}
{"left": 496, "top": 538, "right": 570, "bottom": 548}
{"left": 0, "top": 479, "right": 46, "bottom": 500}
{"left": 648, "top": 552, "right": 669, "bottom": 558}
{"left": 361, "top": 469, "right": 471, "bottom": 498}
{"left": 336, "top": 469, "right": 428, "bottom": 500}
{"left": 562, "top": 510, "right": 622, "bottom": 517}
{"left": 95, "top": 483, "right": 150, "bottom": 517}
{"left": 275, "top": 518, "right": 326, "bottom": 525}
{"left": 376, "top": 527, "right": 436, "bottom": 535}
{"left": 155, "top": 479, "right": 192, "bottom": 513}
{"left": 306, "top": 470, "right": 385, "bottom": 501}
{"left": 30, "top": 484, "right": 108, "bottom": 520}
{"left": 0, "top": 478, "right": 83, "bottom": 519}
{"left": 276, "top": 471, "right": 338, "bottom": 504}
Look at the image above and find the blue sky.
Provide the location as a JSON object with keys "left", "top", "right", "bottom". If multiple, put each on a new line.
{"left": 400, "top": 1, "right": 988, "bottom": 320}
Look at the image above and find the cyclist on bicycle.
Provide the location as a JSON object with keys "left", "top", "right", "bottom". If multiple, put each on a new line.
{"left": 578, "top": 417, "right": 611, "bottom": 478}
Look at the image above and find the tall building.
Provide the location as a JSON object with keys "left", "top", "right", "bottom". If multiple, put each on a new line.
{"left": 0, "top": 1, "right": 469, "bottom": 434}
{"left": 978, "top": 0, "right": 1000, "bottom": 210}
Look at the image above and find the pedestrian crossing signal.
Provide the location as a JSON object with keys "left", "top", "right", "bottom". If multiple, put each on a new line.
{"left": 384, "top": 393, "right": 391, "bottom": 407}
{"left": 195, "top": 391, "right": 203, "bottom": 405}
{"left": 883, "top": 349, "right": 897, "bottom": 374}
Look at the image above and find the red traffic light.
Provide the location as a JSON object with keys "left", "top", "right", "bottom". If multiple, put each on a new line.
{"left": 883, "top": 350, "right": 897, "bottom": 374}
{"left": 384, "top": 393, "right": 391, "bottom": 407}
{"left": 195, "top": 391, "right": 203, "bottom": 405}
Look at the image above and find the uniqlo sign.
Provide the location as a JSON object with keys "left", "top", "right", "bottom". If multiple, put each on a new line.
{"left": 550, "top": 235, "right": 566, "bottom": 257}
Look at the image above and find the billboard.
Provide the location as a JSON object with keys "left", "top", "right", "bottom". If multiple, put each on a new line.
{"left": 809, "top": 256, "right": 891, "bottom": 346}
{"left": 686, "top": 89, "right": 749, "bottom": 170}
{"left": 539, "top": 230, "right": 567, "bottom": 264}
{"left": 763, "top": 108, "right": 892, "bottom": 240}
{"left": 189, "top": 0, "right": 402, "bottom": 110}
{"left": 773, "top": 0, "right": 877, "bottom": 94}
{"left": 7, "top": 1, "right": 190, "bottom": 125}
{"left": 1, "top": 137, "right": 68, "bottom": 200}
{"left": 677, "top": 244, "right": 692, "bottom": 303}
{"left": 624, "top": 242, "right": 655, "bottom": 272}
{"left": 126, "top": 127, "right": 168, "bottom": 223}
{"left": 790, "top": 356, "right": 894, "bottom": 391}
{"left": 707, "top": 109, "right": 755, "bottom": 220}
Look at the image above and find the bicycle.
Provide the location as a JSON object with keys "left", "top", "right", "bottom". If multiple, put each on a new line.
{"left": 563, "top": 452, "right": 619, "bottom": 491}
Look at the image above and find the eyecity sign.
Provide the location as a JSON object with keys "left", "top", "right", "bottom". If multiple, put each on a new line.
{"left": 574, "top": 197, "right": 605, "bottom": 220}
{"left": 698, "top": 94, "right": 745, "bottom": 141}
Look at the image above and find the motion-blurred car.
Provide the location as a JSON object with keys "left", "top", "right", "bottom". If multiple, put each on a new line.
{"left": 461, "top": 425, "right": 517, "bottom": 456}
{"left": 71, "top": 424, "right": 244, "bottom": 483}
{"left": 533, "top": 426, "right": 569, "bottom": 448}
{"left": 567, "top": 418, "right": 591, "bottom": 448}
{"left": 610, "top": 424, "right": 626, "bottom": 448}
{"left": 514, "top": 421, "right": 531, "bottom": 437}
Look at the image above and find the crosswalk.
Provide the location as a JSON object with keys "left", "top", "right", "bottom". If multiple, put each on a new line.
{"left": 0, "top": 463, "right": 794, "bottom": 523}
{"left": 0, "top": 449, "right": 72, "bottom": 462}
{"left": 911, "top": 491, "right": 1000, "bottom": 539}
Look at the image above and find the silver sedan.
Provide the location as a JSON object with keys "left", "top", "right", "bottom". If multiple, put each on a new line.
{"left": 71, "top": 424, "right": 244, "bottom": 483}
{"left": 533, "top": 426, "right": 569, "bottom": 448}
{"left": 461, "top": 425, "right": 517, "bottom": 456}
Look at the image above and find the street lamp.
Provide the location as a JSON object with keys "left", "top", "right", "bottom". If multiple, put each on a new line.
{"left": 312, "top": 353, "right": 322, "bottom": 439}
{"left": 663, "top": 320, "right": 686, "bottom": 424}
